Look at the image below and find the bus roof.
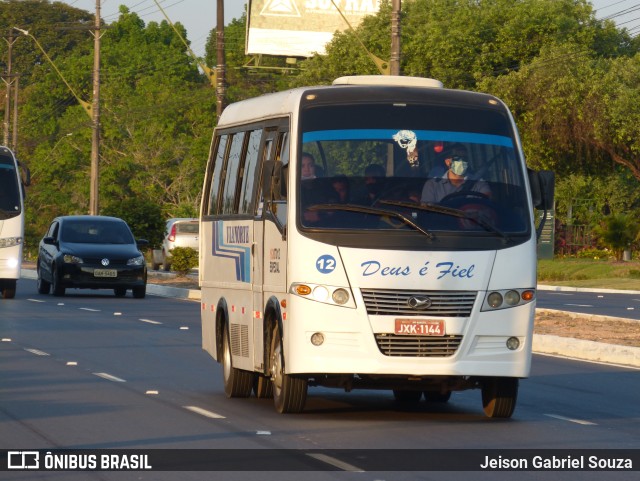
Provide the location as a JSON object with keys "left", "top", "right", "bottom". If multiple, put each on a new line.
{"left": 216, "top": 76, "right": 500, "bottom": 129}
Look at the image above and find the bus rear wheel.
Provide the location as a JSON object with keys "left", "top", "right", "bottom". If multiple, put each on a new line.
{"left": 222, "top": 323, "right": 253, "bottom": 398}
{"left": 270, "top": 325, "right": 307, "bottom": 413}
{"left": 481, "top": 377, "right": 518, "bottom": 418}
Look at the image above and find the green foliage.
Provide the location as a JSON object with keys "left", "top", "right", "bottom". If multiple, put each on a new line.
{"left": 169, "top": 247, "right": 198, "bottom": 276}
{"left": 101, "top": 198, "right": 164, "bottom": 248}
{"left": 592, "top": 214, "right": 640, "bottom": 261}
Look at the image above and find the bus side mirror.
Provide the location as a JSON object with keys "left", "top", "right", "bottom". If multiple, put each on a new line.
{"left": 272, "top": 162, "right": 287, "bottom": 199}
{"left": 528, "top": 169, "right": 554, "bottom": 210}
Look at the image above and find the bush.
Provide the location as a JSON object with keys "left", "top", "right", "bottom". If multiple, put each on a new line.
{"left": 169, "top": 247, "right": 198, "bottom": 276}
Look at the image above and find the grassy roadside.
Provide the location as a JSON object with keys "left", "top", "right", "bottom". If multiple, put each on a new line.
{"left": 537, "top": 258, "right": 640, "bottom": 290}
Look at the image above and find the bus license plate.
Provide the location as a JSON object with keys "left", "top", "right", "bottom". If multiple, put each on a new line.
{"left": 395, "top": 319, "right": 445, "bottom": 336}
{"left": 94, "top": 269, "right": 117, "bottom": 278}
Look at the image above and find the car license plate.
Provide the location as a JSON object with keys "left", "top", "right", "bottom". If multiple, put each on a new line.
{"left": 395, "top": 319, "right": 445, "bottom": 336}
{"left": 94, "top": 269, "right": 117, "bottom": 278}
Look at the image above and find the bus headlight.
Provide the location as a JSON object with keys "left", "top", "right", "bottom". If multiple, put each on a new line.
{"left": 0, "top": 236, "right": 22, "bottom": 248}
{"left": 481, "top": 288, "right": 535, "bottom": 311}
{"left": 290, "top": 283, "right": 355, "bottom": 308}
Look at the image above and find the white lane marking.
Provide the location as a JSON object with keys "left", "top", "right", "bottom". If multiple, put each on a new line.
{"left": 256, "top": 431, "right": 271, "bottom": 435}
{"left": 66, "top": 361, "right": 78, "bottom": 366}
{"left": 79, "top": 308, "right": 100, "bottom": 312}
{"left": 535, "top": 352, "right": 640, "bottom": 370}
{"left": 146, "top": 390, "right": 159, "bottom": 395}
{"left": 179, "top": 326, "right": 189, "bottom": 330}
{"left": 24, "top": 348, "right": 50, "bottom": 356}
{"left": 183, "top": 406, "right": 225, "bottom": 419}
{"left": 548, "top": 293, "right": 573, "bottom": 296}
{"left": 139, "top": 318, "right": 162, "bottom": 325}
{"left": 114, "top": 312, "right": 122, "bottom": 316}
{"left": 626, "top": 307, "right": 635, "bottom": 310}
{"left": 306, "top": 453, "right": 365, "bottom": 472}
{"left": 564, "top": 303, "right": 593, "bottom": 307}
{"left": 57, "top": 303, "right": 64, "bottom": 306}
{"left": 27, "top": 299, "right": 46, "bottom": 303}
{"left": 2, "top": 338, "right": 12, "bottom": 342}
{"left": 544, "top": 414, "right": 597, "bottom": 425}
{"left": 93, "top": 372, "right": 126, "bottom": 383}
{"left": 597, "top": 295, "right": 604, "bottom": 298}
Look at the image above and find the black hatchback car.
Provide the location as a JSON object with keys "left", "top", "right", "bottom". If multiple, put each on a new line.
{"left": 37, "top": 215, "right": 148, "bottom": 298}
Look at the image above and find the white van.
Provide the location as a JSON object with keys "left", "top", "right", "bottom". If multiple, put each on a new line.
{"left": 198, "top": 76, "right": 554, "bottom": 418}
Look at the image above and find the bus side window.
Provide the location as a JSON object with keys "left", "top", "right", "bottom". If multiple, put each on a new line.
{"left": 221, "top": 132, "right": 246, "bottom": 215}
{"left": 207, "top": 134, "right": 228, "bottom": 215}
{"left": 238, "top": 129, "right": 263, "bottom": 215}
{"left": 271, "top": 132, "right": 289, "bottom": 228}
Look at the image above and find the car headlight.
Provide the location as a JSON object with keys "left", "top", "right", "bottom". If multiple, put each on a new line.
{"left": 0, "top": 236, "right": 22, "bottom": 248}
{"left": 63, "top": 254, "right": 83, "bottom": 264}
{"left": 481, "top": 288, "right": 535, "bottom": 311}
{"left": 127, "top": 255, "right": 145, "bottom": 266}
{"left": 290, "top": 283, "right": 355, "bottom": 308}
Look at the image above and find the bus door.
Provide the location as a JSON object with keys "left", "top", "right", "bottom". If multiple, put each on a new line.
{"left": 253, "top": 125, "right": 289, "bottom": 372}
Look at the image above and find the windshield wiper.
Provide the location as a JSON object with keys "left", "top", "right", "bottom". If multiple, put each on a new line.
{"left": 379, "top": 200, "right": 512, "bottom": 243}
{"left": 309, "top": 203, "right": 434, "bottom": 240}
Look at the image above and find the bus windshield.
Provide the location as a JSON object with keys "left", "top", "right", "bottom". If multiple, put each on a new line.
{"left": 298, "top": 103, "right": 531, "bottom": 245}
{"left": 0, "top": 152, "right": 22, "bottom": 220}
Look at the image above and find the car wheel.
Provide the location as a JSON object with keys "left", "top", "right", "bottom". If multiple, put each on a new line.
{"left": 51, "top": 266, "right": 65, "bottom": 297}
{"left": 37, "top": 266, "right": 51, "bottom": 294}
{"left": 114, "top": 288, "right": 127, "bottom": 297}
{"left": 132, "top": 284, "right": 146, "bottom": 299}
{"left": 481, "top": 377, "right": 518, "bottom": 418}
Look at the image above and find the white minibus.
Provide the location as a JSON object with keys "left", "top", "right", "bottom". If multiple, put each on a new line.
{"left": 0, "top": 146, "right": 30, "bottom": 299}
{"left": 199, "top": 76, "right": 554, "bottom": 418}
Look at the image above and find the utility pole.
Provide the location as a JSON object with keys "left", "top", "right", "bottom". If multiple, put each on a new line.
{"left": 390, "top": 0, "right": 401, "bottom": 76}
{"left": 89, "top": 0, "right": 101, "bottom": 216}
{"left": 11, "top": 74, "right": 18, "bottom": 152}
{"left": 216, "top": 0, "right": 226, "bottom": 117}
{"left": 2, "top": 31, "right": 18, "bottom": 148}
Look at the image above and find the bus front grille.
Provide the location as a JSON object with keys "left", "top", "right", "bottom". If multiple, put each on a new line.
{"left": 361, "top": 289, "right": 476, "bottom": 317}
{"left": 374, "top": 334, "right": 463, "bottom": 357}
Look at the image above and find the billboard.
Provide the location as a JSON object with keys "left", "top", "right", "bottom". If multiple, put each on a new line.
{"left": 247, "top": 0, "right": 381, "bottom": 58}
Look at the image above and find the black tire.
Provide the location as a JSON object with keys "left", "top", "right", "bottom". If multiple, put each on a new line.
{"left": 270, "top": 325, "right": 307, "bottom": 413}
{"left": 37, "top": 267, "right": 51, "bottom": 294}
{"left": 253, "top": 374, "right": 274, "bottom": 399}
{"left": 1, "top": 280, "right": 16, "bottom": 299}
{"left": 481, "top": 377, "right": 518, "bottom": 418}
{"left": 132, "top": 285, "right": 146, "bottom": 299}
{"left": 51, "top": 266, "right": 65, "bottom": 297}
{"left": 222, "top": 323, "right": 253, "bottom": 398}
{"left": 424, "top": 391, "right": 452, "bottom": 403}
{"left": 393, "top": 389, "right": 422, "bottom": 403}
{"left": 114, "top": 288, "right": 127, "bottom": 297}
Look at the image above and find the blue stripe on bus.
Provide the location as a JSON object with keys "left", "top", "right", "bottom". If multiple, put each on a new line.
{"left": 212, "top": 221, "right": 251, "bottom": 283}
{"left": 302, "top": 130, "right": 513, "bottom": 147}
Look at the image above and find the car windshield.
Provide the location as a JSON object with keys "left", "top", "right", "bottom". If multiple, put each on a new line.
{"left": 61, "top": 220, "right": 135, "bottom": 244}
{"left": 176, "top": 222, "right": 199, "bottom": 234}
{"left": 298, "top": 103, "right": 531, "bottom": 244}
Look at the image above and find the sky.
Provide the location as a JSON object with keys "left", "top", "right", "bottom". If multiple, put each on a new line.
{"left": 56, "top": 0, "right": 640, "bottom": 59}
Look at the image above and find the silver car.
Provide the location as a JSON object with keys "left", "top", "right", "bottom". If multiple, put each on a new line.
{"left": 152, "top": 218, "right": 199, "bottom": 271}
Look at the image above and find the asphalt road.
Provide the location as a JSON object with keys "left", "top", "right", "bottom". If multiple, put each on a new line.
{"left": 1, "top": 279, "right": 638, "bottom": 480}
{"left": 537, "top": 288, "right": 640, "bottom": 320}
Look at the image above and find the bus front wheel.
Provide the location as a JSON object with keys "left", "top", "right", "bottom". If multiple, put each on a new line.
{"left": 481, "top": 377, "right": 518, "bottom": 418}
{"left": 222, "top": 323, "right": 253, "bottom": 398}
{"left": 1, "top": 280, "right": 16, "bottom": 299}
{"left": 270, "top": 325, "right": 307, "bottom": 413}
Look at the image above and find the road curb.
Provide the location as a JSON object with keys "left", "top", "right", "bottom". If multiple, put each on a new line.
{"left": 19, "top": 270, "right": 640, "bottom": 367}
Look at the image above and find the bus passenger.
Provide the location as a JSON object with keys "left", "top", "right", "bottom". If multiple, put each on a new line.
{"left": 421, "top": 151, "right": 490, "bottom": 205}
